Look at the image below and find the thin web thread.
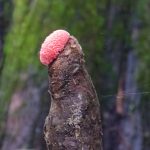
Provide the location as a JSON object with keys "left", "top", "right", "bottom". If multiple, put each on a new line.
{"left": 101, "top": 91, "right": 150, "bottom": 98}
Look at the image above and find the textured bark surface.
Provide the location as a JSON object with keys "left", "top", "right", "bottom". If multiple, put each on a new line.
{"left": 44, "top": 36, "right": 103, "bottom": 150}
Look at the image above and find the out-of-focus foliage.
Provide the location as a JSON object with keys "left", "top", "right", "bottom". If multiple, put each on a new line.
{"left": 136, "top": 0, "right": 150, "bottom": 147}
{"left": 0, "top": 0, "right": 150, "bottom": 149}
{"left": 136, "top": 0, "right": 150, "bottom": 89}
{"left": 0, "top": 0, "right": 50, "bottom": 124}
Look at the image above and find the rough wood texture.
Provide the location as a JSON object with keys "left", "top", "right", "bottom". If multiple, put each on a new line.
{"left": 44, "top": 36, "right": 103, "bottom": 150}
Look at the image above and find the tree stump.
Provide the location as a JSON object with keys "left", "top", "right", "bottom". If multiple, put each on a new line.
{"left": 40, "top": 31, "right": 103, "bottom": 150}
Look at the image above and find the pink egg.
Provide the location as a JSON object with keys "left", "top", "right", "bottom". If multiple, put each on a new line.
{"left": 40, "top": 30, "right": 70, "bottom": 65}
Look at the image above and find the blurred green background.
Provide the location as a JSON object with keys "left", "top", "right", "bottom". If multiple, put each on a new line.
{"left": 0, "top": 0, "right": 150, "bottom": 150}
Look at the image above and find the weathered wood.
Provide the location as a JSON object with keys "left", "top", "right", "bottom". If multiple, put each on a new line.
{"left": 44, "top": 36, "right": 103, "bottom": 150}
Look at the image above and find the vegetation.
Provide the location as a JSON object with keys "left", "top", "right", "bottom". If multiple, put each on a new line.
{"left": 136, "top": 0, "right": 150, "bottom": 148}
{"left": 0, "top": 0, "right": 150, "bottom": 149}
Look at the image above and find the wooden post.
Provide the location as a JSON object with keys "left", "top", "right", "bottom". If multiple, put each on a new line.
{"left": 40, "top": 31, "right": 103, "bottom": 150}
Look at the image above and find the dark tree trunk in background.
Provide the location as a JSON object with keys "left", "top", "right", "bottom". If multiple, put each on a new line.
{"left": 1, "top": 68, "right": 49, "bottom": 149}
{"left": 2, "top": 75, "right": 48, "bottom": 150}
{"left": 116, "top": 16, "right": 142, "bottom": 150}
{"left": 117, "top": 51, "right": 142, "bottom": 150}
{"left": 103, "top": 1, "right": 142, "bottom": 150}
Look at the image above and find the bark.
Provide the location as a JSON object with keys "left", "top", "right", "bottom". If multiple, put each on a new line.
{"left": 44, "top": 36, "right": 103, "bottom": 150}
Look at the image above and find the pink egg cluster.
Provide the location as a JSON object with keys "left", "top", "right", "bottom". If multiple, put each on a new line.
{"left": 40, "top": 30, "right": 70, "bottom": 65}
